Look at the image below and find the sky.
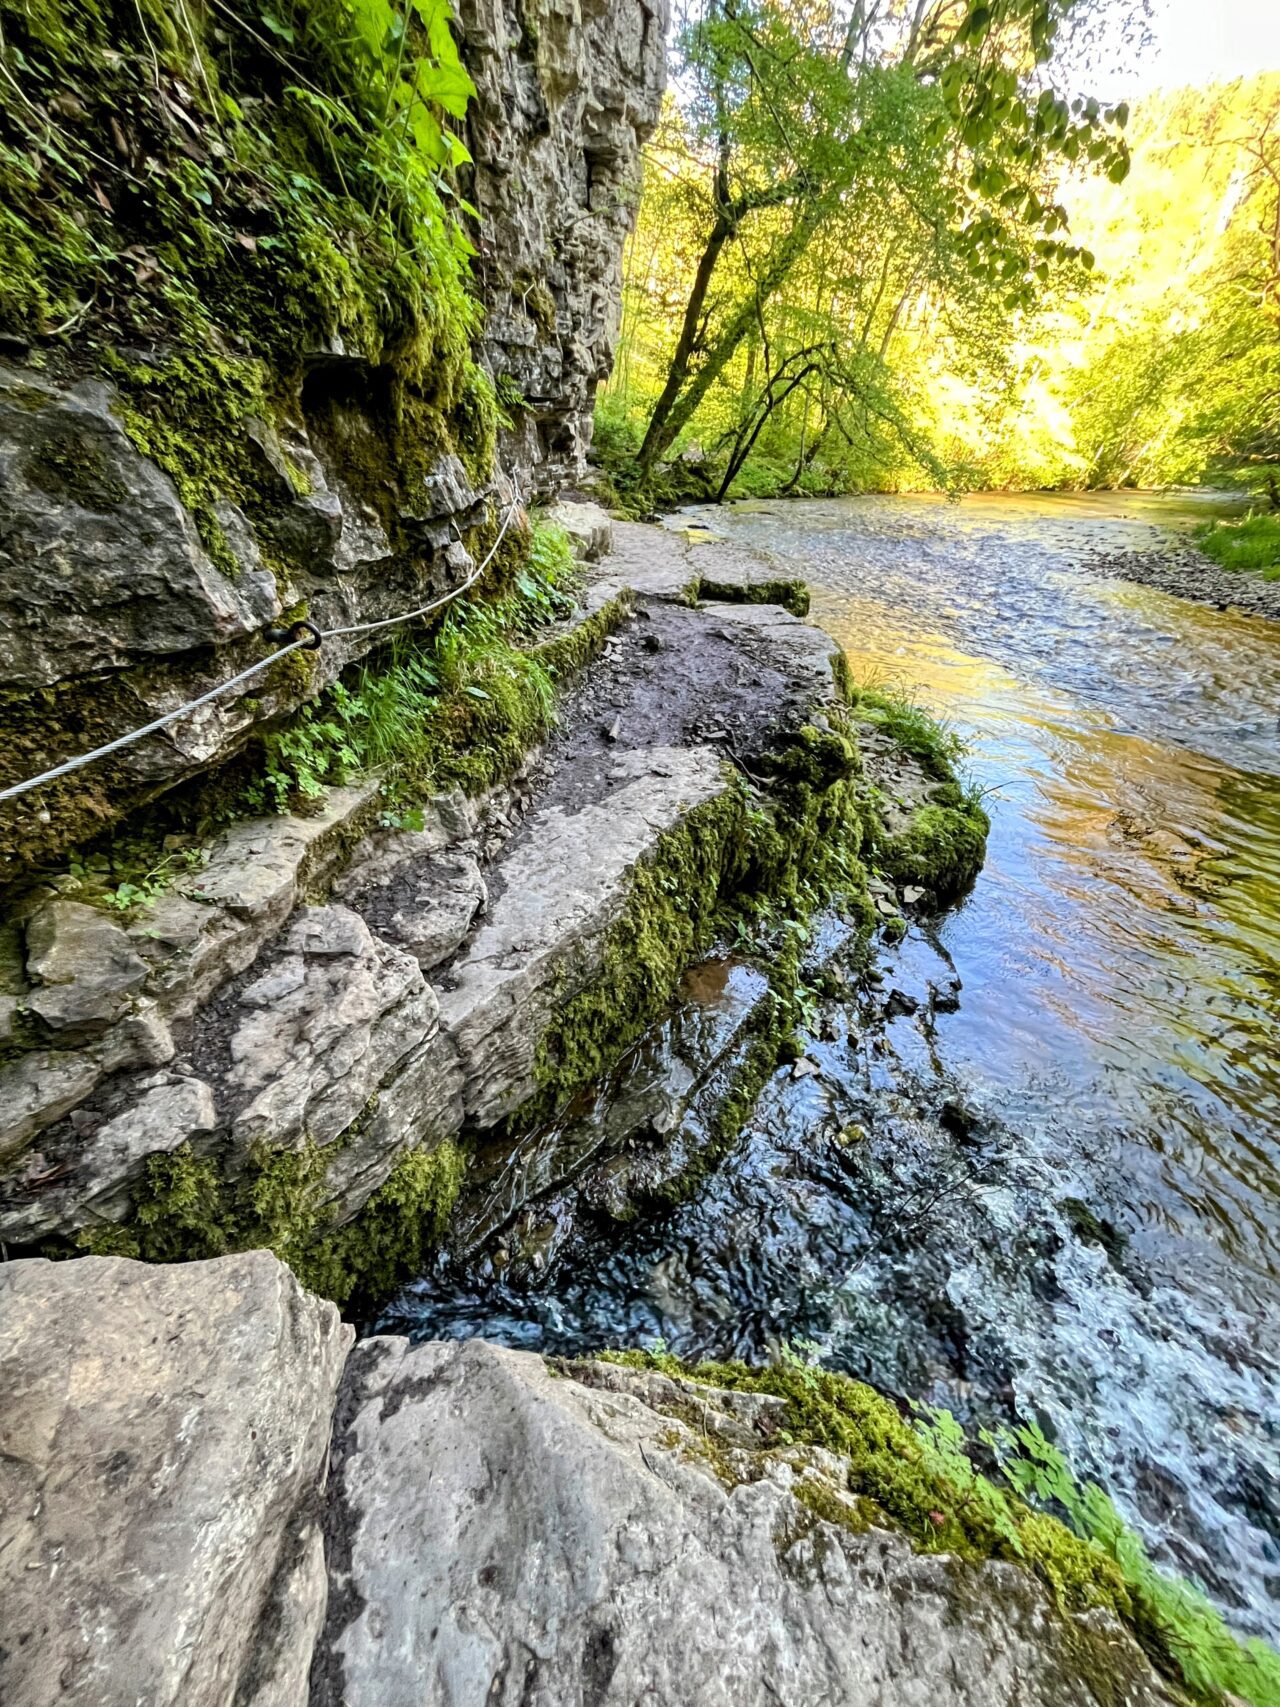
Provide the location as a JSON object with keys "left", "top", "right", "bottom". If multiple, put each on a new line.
{"left": 1129, "top": 0, "right": 1280, "bottom": 93}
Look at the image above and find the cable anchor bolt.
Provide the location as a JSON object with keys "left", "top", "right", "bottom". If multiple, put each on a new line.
{"left": 264, "top": 619, "right": 323, "bottom": 651}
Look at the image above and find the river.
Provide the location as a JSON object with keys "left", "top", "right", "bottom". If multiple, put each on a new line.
{"left": 382, "top": 492, "right": 1280, "bottom": 1641}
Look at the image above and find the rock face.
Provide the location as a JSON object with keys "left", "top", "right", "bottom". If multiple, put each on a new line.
{"left": 0, "top": 1255, "right": 1179, "bottom": 1707}
{"left": 0, "top": 514, "right": 987, "bottom": 1299}
{"left": 315, "top": 1338, "right": 1175, "bottom": 1707}
{"left": 0, "top": 1253, "right": 352, "bottom": 1707}
{"left": 0, "top": 4, "right": 666, "bottom": 868}
{"left": 458, "top": 0, "right": 669, "bottom": 484}
{"left": 0, "top": 366, "right": 280, "bottom": 692}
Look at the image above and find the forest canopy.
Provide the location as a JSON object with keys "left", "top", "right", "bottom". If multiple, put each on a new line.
{"left": 595, "top": 0, "right": 1280, "bottom": 508}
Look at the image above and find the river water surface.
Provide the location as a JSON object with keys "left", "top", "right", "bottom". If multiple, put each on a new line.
{"left": 385, "top": 493, "right": 1280, "bottom": 1639}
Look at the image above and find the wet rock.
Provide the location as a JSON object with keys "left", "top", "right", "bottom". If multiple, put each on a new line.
{"left": 314, "top": 1338, "right": 1176, "bottom": 1707}
{"left": 228, "top": 906, "right": 435, "bottom": 1152}
{"left": 0, "top": 1252, "right": 351, "bottom": 1707}
{"left": 24, "top": 900, "right": 147, "bottom": 1034}
{"left": 1086, "top": 542, "right": 1280, "bottom": 624}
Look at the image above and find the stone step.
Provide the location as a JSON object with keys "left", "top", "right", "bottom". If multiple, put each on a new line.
{"left": 0, "top": 521, "right": 866, "bottom": 1268}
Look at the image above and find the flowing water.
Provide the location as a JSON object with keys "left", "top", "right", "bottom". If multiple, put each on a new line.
{"left": 384, "top": 492, "right": 1280, "bottom": 1640}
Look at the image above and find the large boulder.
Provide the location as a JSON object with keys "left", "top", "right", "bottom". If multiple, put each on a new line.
{"left": 0, "top": 1253, "right": 352, "bottom": 1707}
{"left": 315, "top": 1339, "right": 1177, "bottom": 1707}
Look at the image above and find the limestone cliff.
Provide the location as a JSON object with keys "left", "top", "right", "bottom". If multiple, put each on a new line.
{"left": 0, "top": 0, "right": 666, "bottom": 871}
{"left": 459, "top": 0, "right": 667, "bottom": 484}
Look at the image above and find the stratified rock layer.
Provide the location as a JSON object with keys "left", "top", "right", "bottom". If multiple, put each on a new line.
{"left": 459, "top": 0, "right": 668, "bottom": 484}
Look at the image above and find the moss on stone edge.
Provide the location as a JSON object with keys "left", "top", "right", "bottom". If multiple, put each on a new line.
{"left": 81, "top": 1136, "right": 465, "bottom": 1316}
{"left": 530, "top": 590, "right": 636, "bottom": 682}
{"left": 843, "top": 683, "right": 989, "bottom": 903}
{"left": 874, "top": 786, "right": 990, "bottom": 903}
{"left": 696, "top": 575, "right": 811, "bottom": 618}
{"left": 589, "top": 1351, "right": 1250, "bottom": 1704}
{"left": 527, "top": 713, "right": 872, "bottom": 1127}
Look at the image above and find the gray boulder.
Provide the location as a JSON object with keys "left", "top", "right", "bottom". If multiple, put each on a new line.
{"left": 0, "top": 1252, "right": 351, "bottom": 1707}
{"left": 228, "top": 905, "right": 436, "bottom": 1152}
{"left": 0, "top": 1073, "right": 218, "bottom": 1243}
{"left": 316, "top": 1339, "right": 1176, "bottom": 1707}
{"left": 25, "top": 899, "right": 147, "bottom": 1034}
{"left": 438, "top": 746, "right": 727, "bottom": 1128}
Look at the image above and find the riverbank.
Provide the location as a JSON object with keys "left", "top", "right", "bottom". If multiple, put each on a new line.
{"left": 0, "top": 512, "right": 985, "bottom": 1301}
{"left": 1084, "top": 539, "right": 1280, "bottom": 621}
{"left": 6, "top": 510, "right": 1279, "bottom": 1704}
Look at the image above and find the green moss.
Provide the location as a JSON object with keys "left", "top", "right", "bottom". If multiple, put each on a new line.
{"left": 874, "top": 795, "right": 990, "bottom": 901}
{"left": 527, "top": 710, "right": 873, "bottom": 1128}
{"left": 594, "top": 1350, "right": 1280, "bottom": 1705}
{"left": 294, "top": 1140, "right": 467, "bottom": 1310}
{"left": 81, "top": 1134, "right": 466, "bottom": 1313}
{"left": 696, "top": 575, "right": 810, "bottom": 617}
{"left": 532, "top": 786, "right": 750, "bottom": 1112}
{"left": 531, "top": 591, "right": 634, "bottom": 681}
{"left": 23, "top": 429, "right": 129, "bottom": 509}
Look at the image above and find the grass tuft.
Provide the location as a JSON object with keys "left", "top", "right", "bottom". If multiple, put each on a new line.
{"left": 1195, "top": 512, "right": 1280, "bottom": 580}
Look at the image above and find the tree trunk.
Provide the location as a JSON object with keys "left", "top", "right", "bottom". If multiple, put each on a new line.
{"left": 636, "top": 215, "right": 733, "bottom": 471}
{"left": 643, "top": 204, "right": 826, "bottom": 469}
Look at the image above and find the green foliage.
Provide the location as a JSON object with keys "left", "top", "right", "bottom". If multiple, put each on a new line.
{"left": 603, "top": 0, "right": 1132, "bottom": 499}
{"left": 61, "top": 843, "right": 210, "bottom": 913}
{"left": 602, "top": 1349, "right": 1280, "bottom": 1704}
{"left": 246, "top": 521, "right": 576, "bottom": 811}
{"left": 82, "top": 1135, "right": 466, "bottom": 1312}
{"left": 1195, "top": 511, "right": 1280, "bottom": 579}
{"left": 845, "top": 686, "right": 965, "bottom": 782}
{"left": 0, "top": 0, "right": 486, "bottom": 552}
{"left": 994, "top": 1424, "right": 1280, "bottom": 1707}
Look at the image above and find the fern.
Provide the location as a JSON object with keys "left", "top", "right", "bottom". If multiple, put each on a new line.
{"left": 993, "top": 1423, "right": 1280, "bottom": 1707}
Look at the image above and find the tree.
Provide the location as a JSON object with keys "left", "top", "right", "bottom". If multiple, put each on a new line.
{"left": 630, "top": 0, "right": 1133, "bottom": 485}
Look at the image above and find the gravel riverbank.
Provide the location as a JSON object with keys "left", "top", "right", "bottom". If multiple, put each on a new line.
{"left": 1086, "top": 540, "right": 1280, "bottom": 621}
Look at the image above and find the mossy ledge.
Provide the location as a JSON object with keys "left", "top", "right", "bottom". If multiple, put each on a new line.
{"left": 592, "top": 1351, "right": 1279, "bottom": 1707}
{"left": 695, "top": 574, "right": 811, "bottom": 618}
{"left": 41, "top": 561, "right": 988, "bottom": 1328}
{"left": 524, "top": 712, "right": 872, "bottom": 1129}
{"left": 83, "top": 1136, "right": 466, "bottom": 1318}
